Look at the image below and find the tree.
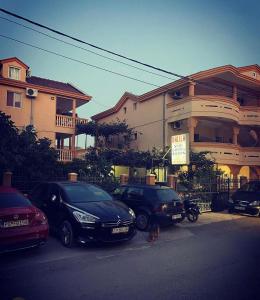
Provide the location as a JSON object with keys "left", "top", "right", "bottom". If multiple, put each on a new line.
{"left": 0, "top": 111, "right": 20, "bottom": 172}
{"left": 0, "top": 111, "right": 58, "bottom": 181}
{"left": 176, "top": 151, "right": 223, "bottom": 190}
{"left": 77, "top": 120, "right": 135, "bottom": 149}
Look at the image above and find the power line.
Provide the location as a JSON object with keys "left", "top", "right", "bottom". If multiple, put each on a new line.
{"left": 0, "top": 16, "right": 176, "bottom": 81}
{"left": 0, "top": 8, "right": 188, "bottom": 80}
{"left": 0, "top": 34, "right": 161, "bottom": 89}
{"left": 0, "top": 8, "right": 258, "bottom": 99}
{"left": 0, "top": 34, "right": 256, "bottom": 111}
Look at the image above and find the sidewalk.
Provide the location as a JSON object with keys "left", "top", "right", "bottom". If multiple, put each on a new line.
{"left": 134, "top": 211, "right": 244, "bottom": 244}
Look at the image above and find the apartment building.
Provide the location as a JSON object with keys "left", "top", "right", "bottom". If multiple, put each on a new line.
{"left": 92, "top": 64, "right": 260, "bottom": 180}
{"left": 0, "top": 57, "right": 91, "bottom": 161}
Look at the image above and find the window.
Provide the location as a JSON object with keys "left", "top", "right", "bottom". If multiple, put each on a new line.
{"left": 7, "top": 91, "right": 22, "bottom": 108}
{"left": 126, "top": 187, "right": 144, "bottom": 200}
{"left": 134, "top": 133, "right": 138, "bottom": 140}
{"left": 123, "top": 107, "right": 127, "bottom": 114}
{"left": 252, "top": 72, "right": 257, "bottom": 78}
{"left": 0, "top": 193, "right": 31, "bottom": 208}
{"left": 133, "top": 103, "right": 137, "bottom": 110}
{"left": 9, "top": 66, "right": 20, "bottom": 80}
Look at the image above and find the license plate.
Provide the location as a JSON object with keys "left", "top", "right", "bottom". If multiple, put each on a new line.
{"left": 112, "top": 227, "right": 129, "bottom": 234}
{"left": 3, "top": 219, "right": 29, "bottom": 228}
{"left": 234, "top": 206, "right": 246, "bottom": 211}
{"left": 172, "top": 214, "right": 182, "bottom": 220}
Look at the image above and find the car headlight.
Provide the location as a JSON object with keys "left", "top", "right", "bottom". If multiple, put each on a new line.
{"left": 250, "top": 200, "right": 260, "bottom": 206}
{"left": 129, "top": 208, "right": 135, "bottom": 218}
{"left": 73, "top": 211, "right": 99, "bottom": 224}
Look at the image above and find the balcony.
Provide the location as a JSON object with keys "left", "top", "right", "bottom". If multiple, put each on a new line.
{"left": 57, "top": 149, "right": 73, "bottom": 162}
{"left": 166, "top": 95, "right": 260, "bottom": 125}
{"left": 191, "top": 142, "right": 260, "bottom": 166}
{"left": 56, "top": 114, "right": 88, "bottom": 129}
{"left": 57, "top": 148, "right": 87, "bottom": 162}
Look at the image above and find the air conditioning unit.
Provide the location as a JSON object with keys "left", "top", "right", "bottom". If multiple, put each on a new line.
{"left": 26, "top": 88, "right": 38, "bottom": 97}
{"left": 173, "top": 121, "right": 181, "bottom": 129}
{"left": 172, "top": 91, "right": 183, "bottom": 100}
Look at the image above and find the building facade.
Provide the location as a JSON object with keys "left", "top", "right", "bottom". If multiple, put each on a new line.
{"left": 0, "top": 57, "right": 91, "bottom": 161}
{"left": 92, "top": 64, "right": 260, "bottom": 180}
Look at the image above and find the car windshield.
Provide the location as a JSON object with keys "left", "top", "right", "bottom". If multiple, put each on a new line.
{"left": 0, "top": 193, "right": 32, "bottom": 208}
{"left": 156, "top": 189, "right": 180, "bottom": 202}
{"left": 63, "top": 184, "right": 113, "bottom": 203}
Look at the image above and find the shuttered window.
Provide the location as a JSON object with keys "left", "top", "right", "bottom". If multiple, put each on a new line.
{"left": 7, "top": 91, "right": 22, "bottom": 108}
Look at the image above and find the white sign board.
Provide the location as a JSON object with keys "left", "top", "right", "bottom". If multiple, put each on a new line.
{"left": 171, "top": 133, "right": 190, "bottom": 165}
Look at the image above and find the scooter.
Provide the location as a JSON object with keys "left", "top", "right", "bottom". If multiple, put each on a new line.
{"left": 183, "top": 195, "right": 200, "bottom": 222}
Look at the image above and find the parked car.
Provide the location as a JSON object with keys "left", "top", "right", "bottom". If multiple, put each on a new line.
{"left": 112, "top": 184, "right": 185, "bottom": 230}
{"left": 229, "top": 181, "right": 260, "bottom": 216}
{"left": 29, "top": 182, "right": 136, "bottom": 247}
{"left": 0, "top": 187, "right": 48, "bottom": 254}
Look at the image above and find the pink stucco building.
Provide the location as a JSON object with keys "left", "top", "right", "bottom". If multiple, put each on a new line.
{"left": 0, "top": 57, "right": 91, "bottom": 161}
{"left": 92, "top": 64, "right": 260, "bottom": 180}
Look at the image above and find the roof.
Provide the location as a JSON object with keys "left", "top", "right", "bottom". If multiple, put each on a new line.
{"left": 237, "top": 64, "right": 260, "bottom": 73}
{"left": 0, "top": 57, "right": 29, "bottom": 69}
{"left": 26, "top": 76, "right": 86, "bottom": 95}
{"left": 92, "top": 64, "right": 260, "bottom": 121}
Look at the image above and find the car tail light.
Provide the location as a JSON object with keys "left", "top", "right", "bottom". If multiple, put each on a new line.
{"left": 153, "top": 204, "right": 168, "bottom": 213}
{"left": 32, "top": 210, "right": 48, "bottom": 226}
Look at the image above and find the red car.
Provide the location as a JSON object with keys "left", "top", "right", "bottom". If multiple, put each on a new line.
{"left": 0, "top": 187, "right": 48, "bottom": 253}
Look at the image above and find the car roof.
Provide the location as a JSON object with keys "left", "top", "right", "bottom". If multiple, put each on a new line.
{"left": 120, "top": 184, "right": 171, "bottom": 190}
{"left": 0, "top": 186, "right": 19, "bottom": 193}
{"left": 36, "top": 181, "right": 94, "bottom": 188}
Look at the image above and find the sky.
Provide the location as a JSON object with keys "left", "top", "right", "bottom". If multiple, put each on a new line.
{"left": 0, "top": 0, "right": 259, "bottom": 145}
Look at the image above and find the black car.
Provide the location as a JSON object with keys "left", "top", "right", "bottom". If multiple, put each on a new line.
{"left": 29, "top": 182, "right": 136, "bottom": 247}
{"left": 229, "top": 181, "right": 260, "bottom": 216}
{"left": 112, "top": 184, "right": 185, "bottom": 230}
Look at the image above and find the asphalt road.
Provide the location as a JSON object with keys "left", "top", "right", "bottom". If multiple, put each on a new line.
{"left": 0, "top": 213, "right": 260, "bottom": 300}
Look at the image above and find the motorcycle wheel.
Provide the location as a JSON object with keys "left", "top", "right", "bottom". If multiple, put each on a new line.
{"left": 187, "top": 211, "right": 199, "bottom": 223}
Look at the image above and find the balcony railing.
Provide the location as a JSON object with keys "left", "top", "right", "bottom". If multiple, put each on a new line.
{"left": 56, "top": 114, "right": 88, "bottom": 128}
{"left": 57, "top": 149, "right": 73, "bottom": 162}
{"left": 192, "top": 142, "right": 260, "bottom": 166}
{"left": 167, "top": 95, "right": 260, "bottom": 126}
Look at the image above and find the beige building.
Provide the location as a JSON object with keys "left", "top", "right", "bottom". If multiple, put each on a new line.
{"left": 0, "top": 57, "right": 91, "bottom": 161}
{"left": 92, "top": 64, "right": 260, "bottom": 180}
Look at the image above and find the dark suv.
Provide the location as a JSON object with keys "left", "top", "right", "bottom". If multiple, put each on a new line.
{"left": 229, "top": 181, "right": 260, "bottom": 216}
{"left": 112, "top": 184, "right": 185, "bottom": 230}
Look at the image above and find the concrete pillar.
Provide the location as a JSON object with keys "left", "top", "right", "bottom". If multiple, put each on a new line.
{"left": 167, "top": 175, "right": 177, "bottom": 189}
{"left": 187, "top": 117, "right": 198, "bottom": 143}
{"left": 232, "top": 127, "right": 240, "bottom": 145}
{"left": 68, "top": 172, "right": 78, "bottom": 182}
{"left": 120, "top": 174, "right": 129, "bottom": 185}
{"left": 229, "top": 165, "right": 241, "bottom": 190}
{"left": 2, "top": 171, "right": 12, "bottom": 187}
{"left": 232, "top": 85, "right": 238, "bottom": 101}
{"left": 188, "top": 81, "right": 195, "bottom": 97}
{"left": 146, "top": 174, "right": 156, "bottom": 185}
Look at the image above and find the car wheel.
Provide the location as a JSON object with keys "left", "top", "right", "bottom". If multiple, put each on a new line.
{"left": 228, "top": 208, "right": 234, "bottom": 214}
{"left": 60, "top": 220, "right": 75, "bottom": 248}
{"left": 187, "top": 211, "right": 198, "bottom": 223}
{"left": 136, "top": 212, "right": 150, "bottom": 231}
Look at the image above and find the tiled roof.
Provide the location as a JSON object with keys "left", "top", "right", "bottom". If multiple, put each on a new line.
{"left": 26, "top": 76, "right": 85, "bottom": 95}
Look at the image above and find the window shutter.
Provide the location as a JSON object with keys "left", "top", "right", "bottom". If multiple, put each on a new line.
{"left": 7, "top": 91, "right": 14, "bottom": 106}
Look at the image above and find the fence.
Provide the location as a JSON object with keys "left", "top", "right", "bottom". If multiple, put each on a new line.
{"left": 5, "top": 170, "right": 257, "bottom": 213}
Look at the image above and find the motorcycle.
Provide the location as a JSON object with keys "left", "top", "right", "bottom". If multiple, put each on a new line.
{"left": 183, "top": 195, "right": 200, "bottom": 223}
